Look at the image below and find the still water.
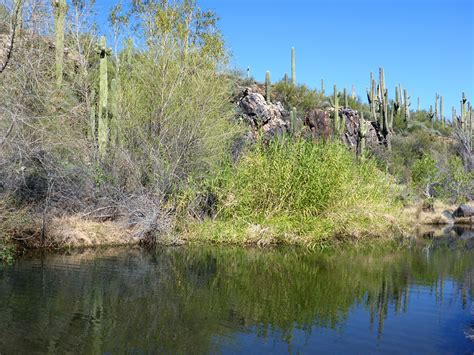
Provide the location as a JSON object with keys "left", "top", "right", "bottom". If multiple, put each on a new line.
{"left": 0, "top": 240, "right": 473, "bottom": 354}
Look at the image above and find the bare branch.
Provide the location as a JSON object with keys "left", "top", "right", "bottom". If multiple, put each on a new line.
{"left": 0, "top": 0, "right": 23, "bottom": 74}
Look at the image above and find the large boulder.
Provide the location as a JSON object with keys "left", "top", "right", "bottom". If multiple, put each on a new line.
{"left": 453, "top": 204, "right": 474, "bottom": 218}
{"left": 237, "top": 88, "right": 289, "bottom": 141}
{"left": 304, "top": 109, "right": 331, "bottom": 142}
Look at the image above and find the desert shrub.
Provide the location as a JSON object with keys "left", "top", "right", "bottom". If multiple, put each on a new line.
{"left": 411, "top": 154, "right": 437, "bottom": 188}
{"left": 113, "top": 44, "right": 241, "bottom": 196}
{"left": 272, "top": 81, "right": 323, "bottom": 114}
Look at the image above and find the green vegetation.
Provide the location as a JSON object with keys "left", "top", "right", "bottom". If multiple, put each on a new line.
{"left": 183, "top": 140, "right": 402, "bottom": 246}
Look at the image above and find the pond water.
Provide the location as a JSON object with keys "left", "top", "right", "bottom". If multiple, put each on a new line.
{"left": 0, "top": 238, "right": 473, "bottom": 354}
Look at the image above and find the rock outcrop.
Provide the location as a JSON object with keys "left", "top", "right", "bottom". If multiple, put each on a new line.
{"left": 304, "top": 107, "right": 382, "bottom": 150}
{"left": 439, "top": 204, "right": 474, "bottom": 226}
{"left": 236, "top": 87, "right": 289, "bottom": 141}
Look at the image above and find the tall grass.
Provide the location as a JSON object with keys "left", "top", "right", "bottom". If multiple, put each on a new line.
{"left": 185, "top": 139, "right": 404, "bottom": 246}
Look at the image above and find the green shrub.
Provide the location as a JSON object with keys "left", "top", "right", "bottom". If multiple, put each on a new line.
{"left": 272, "top": 81, "right": 322, "bottom": 114}
{"left": 188, "top": 140, "right": 403, "bottom": 245}
{"left": 411, "top": 154, "right": 437, "bottom": 187}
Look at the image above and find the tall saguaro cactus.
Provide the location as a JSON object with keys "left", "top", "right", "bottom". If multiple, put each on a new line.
{"left": 358, "top": 112, "right": 368, "bottom": 158}
{"left": 435, "top": 94, "right": 439, "bottom": 129}
{"left": 367, "top": 72, "right": 376, "bottom": 121}
{"left": 53, "top": 0, "right": 67, "bottom": 90}
{"left": 98, "top": 36, "right": 109, "bottom": 157}
{"left": 452, "top": 106, "right": 457, "bottom": 128}
{"left": 321, "top": 79, "right": 325, "bottom": 96}
{"left": 439, "top": 95, "right": 444, "bottom": 128}
{"left": 291, "top": 47, "right": 296, "bottom": 86}
{"left": 403, "top": 89, "right": 410, "bottom": 122}
{"left": 331, "top": 84, "right": 342, "bottom": 137}
{"left": 460, "top": 92, "right": 467, "bottom": 130}
{"left": 265, "top": 71, "right": 271, "bottom": 103}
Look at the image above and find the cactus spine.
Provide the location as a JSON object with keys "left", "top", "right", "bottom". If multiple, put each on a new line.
{"left": 291, "top": 47, "right": 296, "bottom": 86}
{"left": 53, "top": 0, "right": 67, "bottom": 90}
{"left": 98, "top": 36, "right": 109, "bottom": 157}
{"left": 265, "top": 71, "right": 271, "bottom": 103}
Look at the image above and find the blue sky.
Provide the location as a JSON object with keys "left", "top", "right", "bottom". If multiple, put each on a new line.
{"left": 98, "top": 0, "right": 473, "bottom": 115}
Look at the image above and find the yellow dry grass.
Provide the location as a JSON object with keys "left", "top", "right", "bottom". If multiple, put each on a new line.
{"left": 46, "top": 217, "right": 137, "bottom": 248}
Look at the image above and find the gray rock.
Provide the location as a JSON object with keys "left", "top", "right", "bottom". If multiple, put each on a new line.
{"left": 440, "top": 210, "right": 455, "bottom": 224}
{"left": 237, "top": 88, "right": 289, "bottom": 141}
{"left": 453, "top": 204, "right": 474, "bottom": 218}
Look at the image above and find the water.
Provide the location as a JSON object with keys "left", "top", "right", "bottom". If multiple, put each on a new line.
{"left": 0, "top": 241, "right": 473, "bottom": 354}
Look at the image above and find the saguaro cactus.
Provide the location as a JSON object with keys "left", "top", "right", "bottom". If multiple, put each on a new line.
{"left": 435, "top": 94, "right": 439, "bottom": 129}
{"left": 321, "top": 79, "right": 325, "bottom": 96}
{"left": 452, "top": 106, "right": 457, "bottom": 128}
{"left": 53, "top": 0, "right": 67, "bottom": 90}
{"left": 265, "top": 71, "right": 271, "bottom": 103}
{"left": 394, "top": 86, "right": 400, "bottom": 115}
{"left": 460, "top": 92, "right": 467, "bottom": 130}
{"left": 89, "top": 90, "right": 96, "bottom": 140}
{"left": 439, "top": 95, "right": 444, "bottom": 128}
{"left": 331, "top": 84, "right": 342, "bottom": 137}
{"left": 358, "top": 112, "right": 368, "bottom": 158}
{"left": 417, "top": 97, "right": 420, "bottom": 112}
{"left": 429, "top": 105, "right": 434, "bottom": 129}
{"left": 403, "top": 89, "right": 410, "bottom": 121}
{"left": 110, "top": 78, "right": 119, "bottom": 146}
{"left": 291, "top": 47, "right": 296, "bottom": 86}
{"left": 351, "top": 85, "right": 355, "bottom": 100}
{"left": 366, "top": 72, "right": 376, "bottom": 121}
{"left": 343, "top": 88, "right": 348, "bottom": 108}
{"left": 98, "top": 36, "right": 109, "bottom": 157}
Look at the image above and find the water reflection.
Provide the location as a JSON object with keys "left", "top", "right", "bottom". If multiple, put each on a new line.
{"left": 0, "top": 244, "right": 473, "bottom": 353}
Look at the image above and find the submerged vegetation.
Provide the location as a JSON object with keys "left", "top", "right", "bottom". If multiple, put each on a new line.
{"left": 0, "top": 0, "right": 472, "bottom": 256}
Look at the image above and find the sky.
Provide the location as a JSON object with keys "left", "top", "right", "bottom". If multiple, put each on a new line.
{"left": 98, "top": 0, "right": 473, "bottom": 115}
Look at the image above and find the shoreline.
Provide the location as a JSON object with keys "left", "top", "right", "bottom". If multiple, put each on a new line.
{"left": 2, "top": 202, "right": 472, "bottom": 256}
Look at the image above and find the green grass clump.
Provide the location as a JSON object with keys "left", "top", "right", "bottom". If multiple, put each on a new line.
{"left": 186, "top": 140, "right": 404, "bottom": 247}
